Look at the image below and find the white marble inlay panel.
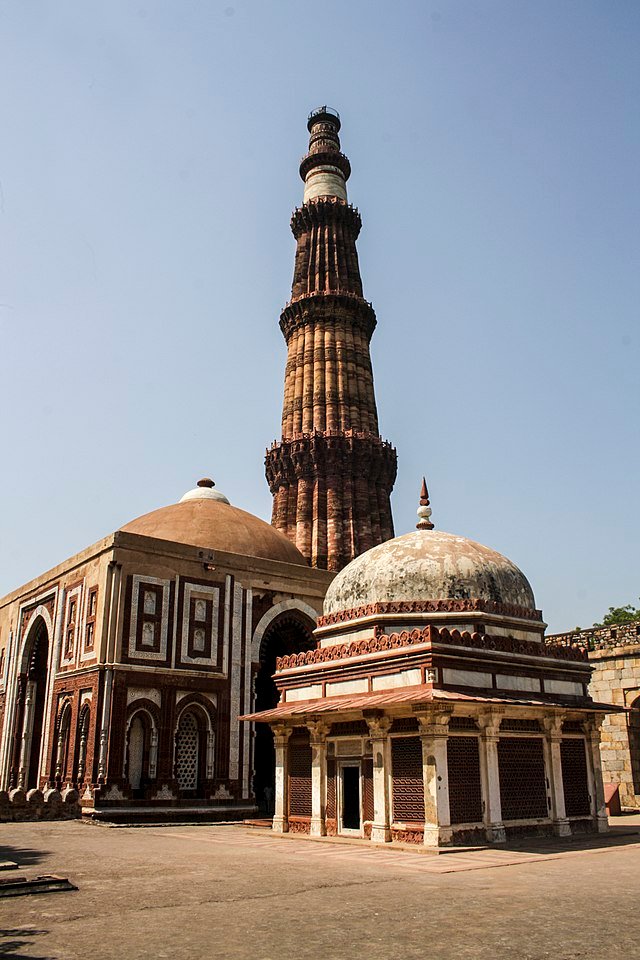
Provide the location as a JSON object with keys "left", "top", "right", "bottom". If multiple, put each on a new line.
{"left": 285, "top": 684, "right": 322, "bottom": 703}
{"left": 442, "top": 668, "right": 493, "bottom": 688}
{"left": 181, "top": 583, "right": 219, "bottom": 667}
{"left": 228, "top": 582, "right": 243, "bottom": 781}
{"left": 496, "top": 674, "right": 541, "bottom": 693}
{"left": 325, "top": 678, "right": 368, "bottom": 696}
{"left": 127, "top": 686, "right": 161, "bottom": 708}
{"left": 371, "top": 669, "right": 422, "bottom": 691}
{"left": 545, "top": 679, "right": 583, "bottom": 696}
{"left": 129, "top": 576, "right": 170, "bottom": 662}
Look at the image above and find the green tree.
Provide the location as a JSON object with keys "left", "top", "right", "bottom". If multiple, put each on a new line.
{"left": 594, "top": 600, "right": 640, "bottom": 627}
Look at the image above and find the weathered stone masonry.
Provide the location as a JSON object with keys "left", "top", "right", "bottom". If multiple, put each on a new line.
{"left": 547, "top": 620, "right": 640, "bottom": 808}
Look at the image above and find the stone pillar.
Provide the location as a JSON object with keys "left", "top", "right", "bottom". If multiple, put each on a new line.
{"left": 76, "top": 720, "right": 88, "bottom": 784}
{"left": 583, "top": 716, "right": 608, "bottom": 833}
{"left": 478, "top": 712, "right": 506, "bottom": 843}
{"left": 542, "top": 715, "right": 571, "bottom": 837}
{"left": 272, "top": 724, "right": 292, "bottom": 834}
{"left": 17, "top": 680, "right": 37, "bottom": 790}
{"left": 307, "top": 721, "right": 330, "bottom": 836}
{"left": 149, "top": 728, "right": 159, "bottom": 781}
{"left": 418, "top": 713, "right": 452, "bottom": 847}
{"left": 205, "top": 730, "right": 215, "bottom": 781}
{"left": 366, "top": 716, "right": 392, "bottom": 843}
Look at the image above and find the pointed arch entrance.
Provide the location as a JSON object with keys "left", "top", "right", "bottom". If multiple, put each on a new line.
{"left": 12, "top": 616, "right": 50, "bottom": 790}
{"left": 253, "top": 611, "right": 315, "bottom": 812}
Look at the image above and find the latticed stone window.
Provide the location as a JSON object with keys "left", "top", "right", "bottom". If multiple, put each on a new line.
{"left": 448, "top": 736, "right": 483, "bottom": 824}
{"left": 561, "top": 738, "right": 591, "bottom": 817}
{"left": 288, "top": 733, "right": 312, "bottom": 817}
{"left": 175, "top": 711, "right": 200, "bottom": 791}
{"left": 498, "top": 737, "right": 548, "bottom": 820}
{"left": 391, "top": 736, "right": 425, "bottom": 822}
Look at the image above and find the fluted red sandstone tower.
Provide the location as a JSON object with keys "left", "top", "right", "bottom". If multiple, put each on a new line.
{"left": 265, "top": 107, "right": 397, "bottom": 572}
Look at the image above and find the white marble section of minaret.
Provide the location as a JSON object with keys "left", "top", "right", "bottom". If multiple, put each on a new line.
{"left": 303, "top": 167, "right": 347, "bottom": 203}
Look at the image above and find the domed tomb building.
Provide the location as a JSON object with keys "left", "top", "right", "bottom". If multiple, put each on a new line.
{"left": 243, "top": 484, "right": 615, "bottom": 845}
{"left": 0, "top": 480, "right": 331, "bottom": 818}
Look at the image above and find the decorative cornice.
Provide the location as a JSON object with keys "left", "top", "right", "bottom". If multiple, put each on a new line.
{"left": 317, "top": 598, "right": 544, "bottom": 628}
{"left": 265, "top": 432, "right": 397, "bottom": 490}
{"left": 299, "top": 150, "right": 351, "bottom": 182}
{"left": 275, "top": 624, "right": 588, "bottom": 672}
{"left": 279, "top": 292, "right": 376, "bottom": 342}
{"left": 290, "top": 199, "right": 361, "bottom": 239}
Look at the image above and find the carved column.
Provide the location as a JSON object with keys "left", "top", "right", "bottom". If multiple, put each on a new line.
{"left": 76, "top": 718, "right": 88, "bottom": 785}
{"left": 366, "top": 715, "right": 392, "bottom": 843}
{"left": 17, "top": 680, "right": 37, "bottom": 790}
{"left": 307, "top": 720, "right": 331, "bottom": 836}
{"left": 418, "top": 712, "right": 452, "bottom": 847}
{"left": 478, "top": 711, "right": 506, "bottom": 843}
{"left": 542, "top": 714, "right": 571, "bottom": 837}
{"left": 272, "top": 724, "right": 292, "bottom": 834}
{"left": 583, "top": 716, "right": 608, "bottom": 833}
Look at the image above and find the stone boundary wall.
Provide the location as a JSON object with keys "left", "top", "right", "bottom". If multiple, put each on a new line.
{"left": 547, "top": 620, "right": 640, "bottom": 652}
{"left": 0, "top": 786, "right": 81, "bottom": 822}
{"left": 547, "top": 620, "right": 640, "bottom": 810}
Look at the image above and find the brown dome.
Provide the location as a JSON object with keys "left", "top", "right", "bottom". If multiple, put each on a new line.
{"left": 120, "top": 497, "right": 306, "bottom": 565}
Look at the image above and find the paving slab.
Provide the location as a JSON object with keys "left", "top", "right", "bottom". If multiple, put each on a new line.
{"left": 1, "top": 819, "right": 640, "bottom": 959}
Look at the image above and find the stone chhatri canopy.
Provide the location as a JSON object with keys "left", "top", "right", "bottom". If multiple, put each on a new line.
{"left": 243, "top": 481, "right": 620, "bottom": 846}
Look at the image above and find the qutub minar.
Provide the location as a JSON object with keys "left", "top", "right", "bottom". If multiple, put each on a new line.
{"left": 265, "top": 106, "right": 397, "bottom": 571}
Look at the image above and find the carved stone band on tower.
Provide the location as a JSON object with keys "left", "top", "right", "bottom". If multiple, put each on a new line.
{"left": 265, "top": 107, "right": 397, "bottom": 572}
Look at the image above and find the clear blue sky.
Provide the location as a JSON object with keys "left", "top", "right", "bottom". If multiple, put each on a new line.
{"left": 1, "top": 1, "right": 638, "bottom": 632}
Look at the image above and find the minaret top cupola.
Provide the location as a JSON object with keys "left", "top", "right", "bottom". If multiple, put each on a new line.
{"left": 301, "top": 106, "right": 351, "bottom": 204}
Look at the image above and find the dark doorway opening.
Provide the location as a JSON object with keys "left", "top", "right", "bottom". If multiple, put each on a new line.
{"left": 342, "top": 765, "right": 361, "bottom": 831}
{"left": 25, "top": 620, "right": 49, "bottom": 790}
{"left": 253, "top": 613, "right": 315, "bottom": 813}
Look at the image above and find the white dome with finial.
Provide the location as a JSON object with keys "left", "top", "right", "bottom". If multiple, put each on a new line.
{"left": 323, "top": 479, "right": 536, "bottom": 616}
{"left": 180, "top": 478, "right": 230, "bottom": 504}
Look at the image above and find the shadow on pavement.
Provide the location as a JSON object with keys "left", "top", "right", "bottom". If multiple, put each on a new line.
{"left": 438, "top": 822, "right": 640, "bottom": 857}
{"left": 0, "top": 845, "right": 50, "bottom": 868}
{"left": 0, "top": 928, "right": 55, "bottom": 960}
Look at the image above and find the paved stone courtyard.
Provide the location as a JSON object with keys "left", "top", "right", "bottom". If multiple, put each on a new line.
{"left": 2, "top": 818, "right": 640, "bottom": 960}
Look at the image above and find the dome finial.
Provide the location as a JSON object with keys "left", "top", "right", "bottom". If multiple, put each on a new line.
{"left": 416, "top": 476, "right": 434, "bottom": 530}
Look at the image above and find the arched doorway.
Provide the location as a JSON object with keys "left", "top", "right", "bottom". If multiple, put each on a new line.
{"left": 14, "top": 617, "right": 50, "bottom": 790}
{"left": 125, "top": 709, "right": 157, "bottom": 797}
{"left": 253, "top": 613, "right": 315, "bottom": 813}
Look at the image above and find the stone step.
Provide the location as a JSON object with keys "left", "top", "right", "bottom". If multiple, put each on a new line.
{"left": 0, "top": 875, "right": 77, "bottom": 898}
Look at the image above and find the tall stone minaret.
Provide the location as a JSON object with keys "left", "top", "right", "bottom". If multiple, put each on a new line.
{"left": 265, "top": 107, "right": 397, "bottom": 572}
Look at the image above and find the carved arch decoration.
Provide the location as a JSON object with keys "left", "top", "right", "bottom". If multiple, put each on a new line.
{"left": 124, "top": 702, "right": 160, "bottom": 786}
{"left": 74, "top": 701, "right": 91, "bottom": 785}
{"left": 53, "top": 698, "right": 73, "bottom": 783}
{"left": 174, "top": 696, "right": 216, "bottom": 786}
{"left": 251, "top": 599, "right": 319, "bottom": 663}
{"left": 18, "top": 610, "right": 52, "bottom": 674}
